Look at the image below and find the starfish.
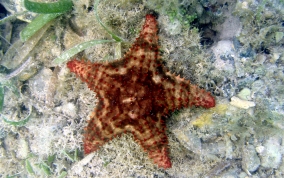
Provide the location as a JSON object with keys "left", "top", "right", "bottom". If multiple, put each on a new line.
{"left": 67, "top": 14, "right": 215, "bottom": 169}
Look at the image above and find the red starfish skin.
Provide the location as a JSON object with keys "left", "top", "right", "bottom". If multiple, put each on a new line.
{"left": 67, "top": 14, "right": 215, "bottom": 169}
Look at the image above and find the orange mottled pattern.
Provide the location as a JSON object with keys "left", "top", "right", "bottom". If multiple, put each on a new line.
{"left": 67, "top": 14, "right": 215, "bottom": 169}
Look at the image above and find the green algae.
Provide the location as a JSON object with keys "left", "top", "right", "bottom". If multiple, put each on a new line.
{"left": 20, "top": 13, "right": 60, "bottom": 42}
{"left": 1, "top": 106, "right": 32, "bottom": 126}
{"left": 52, "top": 39, "right": 114, "bottom": 64}
{"left": 24, "top": 0, "right": 73, "bottom": 14}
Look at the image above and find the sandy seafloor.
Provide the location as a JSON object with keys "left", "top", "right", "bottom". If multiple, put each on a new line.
{"left": 0, "top": 0, "right": 284, "bottom": 177}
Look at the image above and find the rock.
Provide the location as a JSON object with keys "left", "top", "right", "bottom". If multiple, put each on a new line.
{"left": 16, "top": 138, "right": 29, "bottom": 159}
{"left": 212, "top": 40, "right": 235, "bottom": 61}
{"left": 165, "top": 19, "right": 182, "bottom": 35}
{"left": 234, "top": 58, "right": 246, "bottom": 77}
{"left": 225, "top": 135, "right": 233, "bottom": 159}
{"left": 260, "top": 137, "right": 282, "bottom": 169}
{"left": 29, "top": 68, "right": 57, "bottom": 108}
{"left": 242, "top": 144, "right": 260, "bottom": 174}
{"left": 212, "top": 40, "right": 236, "bottom": 75}
{"left": 218, "top": 13, "right": 242, "bottom": 40}
{"left": 174, "top": 129, "right": 201, "bottom": 154}
{"left": 1, "top": 0, "right": 36, "bottom": 22}
{"left": 239, "top": 172, "right": 248, "bottom": 178}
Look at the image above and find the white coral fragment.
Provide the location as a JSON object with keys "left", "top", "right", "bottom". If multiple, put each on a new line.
{"left": 230, "top": 96, "right": 255, "bottom": 109}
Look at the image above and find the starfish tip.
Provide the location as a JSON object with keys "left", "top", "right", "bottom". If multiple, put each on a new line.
{"left": 67, "top": 59, "right": 79, "bottom": 72}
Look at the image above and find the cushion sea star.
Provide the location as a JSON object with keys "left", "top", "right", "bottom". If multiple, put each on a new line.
{"left": 67, "top": 14, "right": 215, "bottom": 168}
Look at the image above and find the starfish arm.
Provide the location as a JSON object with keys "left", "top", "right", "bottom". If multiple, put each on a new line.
{"left": 187, "top": 84, "right": 215, "bottom": 108}
{"left": 84, "top": 108, "right": 124, "bottom": 154}
{"left": 138, "top": 14, "right": 158, "bottom": 46}
{"left": 148, "top": 145, "right": 171, "bottom": 168}
{"left": 162, "top": 73, "right": 215, "bottom": 110}
{"left": 127, "top": 116, "right": 172, "bottom": 168}
{"left": 67, "top": 59, "right": 104, "bottom": 90}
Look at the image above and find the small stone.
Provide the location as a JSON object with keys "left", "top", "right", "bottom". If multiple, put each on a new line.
{"left": 264, "top": 11, "right": 274, "bottom": 19}
{"left": 230, "top": 134, "right": 238, "bottom": 141}
{"left": 238, "top": 172, "right": 248, "bottom": 178}
{"left": 18, "top": 67, "right": 38, "bottom": 81}
{"left": 272, "top": 53, "right": 281, "bottom": 62}
{"left": 251, "top": 80, "right": 266, "bottom": 97}
{"left": 0, "top": 147, "right": 5, "bottom": 158}
{"left": 61, "top": 103, "right": 77, "bottom": 117}
{"left": 241, "top": 2, "right": 249, "bottom": 9}
{"left": 225, "top": 135, "right": 233, "bottom": 159}
{"left": 16, "top": 139, "right": 29, "bottom": 159}
{"left": 255, "top": 54, "right": 266, "bottom": 64}
{"left": 254, "top": 66, "right": 266, "bottom": 76}
{"left": 275, "top": 32, "right": 283, "bottom": 43}
{"left": 255, "top": 146, "right": 265, "bottom": 154}
{"left": 230, "top": 96, "right": 255, "bottom": 109}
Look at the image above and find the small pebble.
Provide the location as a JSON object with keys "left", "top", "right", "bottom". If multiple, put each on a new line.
{"left": 237, "top": 88, "right": 252, "bottom": 101}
